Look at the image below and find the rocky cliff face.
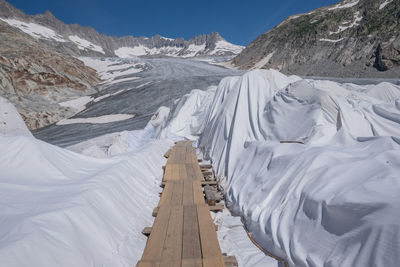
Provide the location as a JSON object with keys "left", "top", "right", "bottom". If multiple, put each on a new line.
{"left": 233, "top": 0, "right": 400, "bottom": 78}
{"left": 0, "top": 0, "right": 243, "bottom": 58}
{"left": 0, "top": 20, "right": 100, "bottom": 129}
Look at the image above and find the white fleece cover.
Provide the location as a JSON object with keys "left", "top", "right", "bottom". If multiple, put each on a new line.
{"left": 1, "top": 68, "right": 400, "bottom": 266}
{"left": 0, "top": 96, "right": 174, "bottom": 266}
{"left": 196, "top": 69, "right": 400, "bottom": 266}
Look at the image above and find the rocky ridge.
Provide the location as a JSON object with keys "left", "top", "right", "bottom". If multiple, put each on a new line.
{"left": 233, "top": 0, "right": 400, "bottom": 78}
{"left": 0, "top": 0, "right": 243, "bottom": 58}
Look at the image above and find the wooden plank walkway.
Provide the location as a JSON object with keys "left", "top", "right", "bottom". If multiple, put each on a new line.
{"left": 137, "top": 141, "right": 226, "bottom": 267}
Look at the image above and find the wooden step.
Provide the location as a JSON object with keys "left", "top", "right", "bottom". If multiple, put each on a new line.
{"left": 209, "top": 203, "right": 224, "bottom": 212}
{"left": 141, "top": 227, "right": 152, "bottom": 237}
{"left": 224, "top": 255, "right": 238, "bottom": 267}
{"left": 199, "top": 164, "right": 212, "bottom": 169}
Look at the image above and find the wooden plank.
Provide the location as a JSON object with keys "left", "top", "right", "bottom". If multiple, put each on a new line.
{"left": 182, "top": 259, "right": 202, "bottom": 267}
{"left": 185, "top": 163, "right": 195, "bottom": 180}
{"left": 201, "top": 181, "right": 217, "bottom": 186}
{"left": 199, "top": 164, "right": 212, "bottom": 169}
{"left": 182, "top": 205, "right": 202, "bottom": 261}
{"left": 163, "top": 164, "right": 173, "bottom": 181}
{"left": 193, "top": 165, "right": 204, "bottom": 180}
{"left": 170, "top": 181, "right": 184, "bottom": 206}
{"left": 209, "top": 203, "right": 224, "bottom": 212}
{"left": 164, "top": 148, "right": 172, "bottom": 158}
{"left": 223, "top": 256, "right": 238, "bottom": 267}
{"left": 136, "top": 260, "right": 160, "bottom": 267}
{"left": 160, "top": 205, "right": 184, "bottom": 264}
{"left": 183, "top": 180, "right": 194, "bottom": 205}
{"left": 142, "top": 227, "right": 152, "bottom": 236}
{"left": 152, "top": 207, "right": 159, "bottom": 217}
{"left": 193, "top": 180, "right": 205, "bottom": 205}
{"left": 160, "top": 261, "right": 180, "bottom": 267}
{"left": 139, "top": 142, "right": 226, "bottom": 267}
{"left": 197, "top": 204, "right": 224, "bottom": 266}
{"left": 179, "top": 163, "right": 188, "bottom": 180}
{"left": 159, "top": 182, "right": 173, "bottom": 206}
{"left": 141, "top": 206, "right": 171, "bottom": 261}
{"left": 164, "top": 164, "right": 179, "bottom": 181}
{"left": 203, "top": 258, "right": 225, "bottom": 267}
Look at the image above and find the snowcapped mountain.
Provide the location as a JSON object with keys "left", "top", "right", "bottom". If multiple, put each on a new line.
{"left": 0, "top": 0, "right": 244, "bottom": 58}
{"left": 233, "top": 0, "right": 400, "bottom": 78}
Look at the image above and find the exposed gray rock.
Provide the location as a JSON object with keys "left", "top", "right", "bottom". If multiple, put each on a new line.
{"left": 233, "top": 0, "right": 400, "bottom": 78}
{"left": 0, "top": 20, "right": 100, "bottom": 130}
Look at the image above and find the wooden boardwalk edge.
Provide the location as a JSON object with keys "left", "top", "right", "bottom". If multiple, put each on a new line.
{"left": 137, "top": 140, "right": 237, "bottom": 267}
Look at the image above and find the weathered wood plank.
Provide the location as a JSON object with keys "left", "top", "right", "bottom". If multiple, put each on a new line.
{"left": 197, "top": 204, "right": 224, "bottom": 266}
{"left": 193, "top": 180, "right": 205, "bottom": 205}
{"left": 170, "top": 181, "right": 184, "bottom": 206}
{"left": 183, "top": 180, "right": 194, "bottom": 205}
{"left": 201, "top": 180, "right": 217, "bottom": 186}
{"left": 199, "top": 164, "right": 212, "bottom": 169}
{"left": 182, "top": 205, "right": 202, "bottom": 260}
{"left": 181, "top": 259, "right": 202, "bottom": 267}
{"left": 139, "top": 142, "right": 226, "bottom": 267}
{"left": 193, "top": 164, "right": 204, "bottom": 180}
{"left": 179, "top": 163, "right": 188, "bottom": 180}
{"left": 160, "top": 206, "right": 183, "bottom": 263}
{"left": 136, "top": 260, "right": 160, "bottom": 267}
{"left": 141, "top": 206, "right": 171, "bottom": 261}
{"left": 142, "top": 227, "right": 152, "bottom": 237}
{"left": 209, "top": 203, "right": 224, "bottom": 212}
{"left": 223, "top": 255, "right": 238, "bottom": 267}
{"left": 185, "top": 163, "right": 195, "bottom": 180}
{"left": 159, "top": 182, "right": 173, "bottom": 206}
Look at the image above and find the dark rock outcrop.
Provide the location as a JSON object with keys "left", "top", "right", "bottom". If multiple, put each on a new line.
{"left": 233, "top": 0, "right": 400, "bottom": 78}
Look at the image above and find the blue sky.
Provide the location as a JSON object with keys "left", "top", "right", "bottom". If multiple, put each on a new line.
{"left": 7, "top": 0, "right": 340, "bottom": 45}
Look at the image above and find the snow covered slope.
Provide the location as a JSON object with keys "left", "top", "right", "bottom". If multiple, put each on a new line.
{"left": 194, "top": 70, "right": 400, "bottom": 266}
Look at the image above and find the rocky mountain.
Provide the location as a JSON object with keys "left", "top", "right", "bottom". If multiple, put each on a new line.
{"left": 0, "top": 0, "right": 243, "bottom": 130}
{"left": 0, "top": 0, "right": 243, "bottom": 58}
{"left": 0, "top": 19, "right": 100, "bottom": 129}
{"left": 233, "top": 0, "right": 400, "bottom": 78}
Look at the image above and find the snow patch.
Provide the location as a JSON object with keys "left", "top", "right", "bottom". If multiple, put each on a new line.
{"left": 182, "top": 43, "right": 207, "bottom": 57}
{"left": 115, "top": 45, "right": 183, "bottom": 57}
{"left": 160, "top": 36, "right": 174, "bottom": 41}
{"left": 252, "top": 52, "right": 275, "bottom": 69}
{"left": 68, "top": 35, "right": 105, "bottom": 54}
{"left": 328, "top": 0, "right": 359, "bottom": 10}
{"left": 79, "top": 57, "right": 144, "bottom": 82}
{"left": 209, "top": 40, "right": 245, "bottom": 56}
{"left": 319, "top": 38, "right": 345, "bottom": 43}
{"left": 329, "top": 11, "right": 362, "bottom": 35}
{"left": 0, "top": 18, "right": 65, "bottom": 42}
{"left": 56, "top": 114, "right": 135, "bottom": 125}
{"left": 380, "top": 0, "right": 393, "bottom": 9}
{"left": 59, "top": 96, "right": 93, "bottom": 113}
{"left": 115, "top": 46, "right": 148, "bottom": 57}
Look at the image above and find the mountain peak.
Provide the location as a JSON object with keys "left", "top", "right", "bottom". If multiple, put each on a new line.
{"left": 44, "top": 10, "right": 56, "bottom": 18}
{"left": 0, "top": 0, "right": 243, "bottom": 58}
